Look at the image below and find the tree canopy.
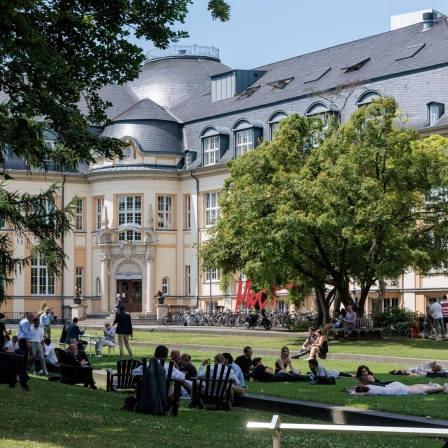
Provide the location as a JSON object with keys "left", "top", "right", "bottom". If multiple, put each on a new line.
{"left": 0, "top": 0, "right": 230, "bottom": 303}
{"left": 201, "top": 98, "right": 448, "bottom": 319}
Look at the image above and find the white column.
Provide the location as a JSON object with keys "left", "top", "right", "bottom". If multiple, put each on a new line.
{"left": 100, "top": 253, "right": 110, "bottom": 313}
{"left": 145, "top": 249, "right": 155, "bottom": 314}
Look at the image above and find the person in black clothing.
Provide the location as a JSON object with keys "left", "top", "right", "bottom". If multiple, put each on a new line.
{"left": 60, "top": 320, "right": 71, "bottom": 344}
{"left": 250, "top": 358, "right": 309, "bottom": 382}
{"left": 178, "top": 353, "right": 197, "bottom": 380}
{"left": 113, "top": 306, "right": 133, "bottom": 359}
{"left": 235, "top": 346, "right": 253, "bottom": 380}
{"left": 75, "top": 342, "right": 91, "bottom": 366}
{"left": 64, "top": 344, "right": 97, "bottom": 389}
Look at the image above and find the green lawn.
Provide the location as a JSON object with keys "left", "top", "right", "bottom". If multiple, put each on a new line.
{"left": 131, "top": 331, "right": 448, "bottom": 360}
{"left": 2, "top": 378, "right": 445, "bottom": 448}
{"left": 85, "top": 332, "right": 448, "bottom": 421}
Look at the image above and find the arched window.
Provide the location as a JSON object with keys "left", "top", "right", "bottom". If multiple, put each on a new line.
{"left": 267, "top": 111, "right": 288, "bottom": 140}
{"left": 426, "top": 102, "right": 445, "bottom": 127}
{"left": 232, "top": 119, "right": 264, "bottom": 157}
{"left": 162, "top": 277, "right": 169, "bottom": 295}
{"left": 305, "top": 102, "right": 339, "bottom": 145}
{"left": 200, "top": 126, "right": 229, "bottom": 166}
{"left": 356, "top": 90, "right": 393, "bottom": 108}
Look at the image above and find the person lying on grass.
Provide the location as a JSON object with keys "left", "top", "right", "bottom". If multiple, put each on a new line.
{"left": 349, "top": 381, "right": 447, "bottom": 396}
{"left": 250, "top": 357, "right": 309, "bottom": 382}
{"left": 389, "top": 360, "right": 444, "bottom": 376}
{"left": 356, "top": 365, "right": 389, "bottom": 385}
{"left": 308, "top": 358, "right": 353, "bottom": 382}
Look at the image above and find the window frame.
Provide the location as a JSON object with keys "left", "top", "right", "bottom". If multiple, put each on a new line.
{"left": 157, "top": 195, "right": 174, "bottom": 229}
{"left": 75, "top": 198, "right": 84, "bottom": 232}
{"left": 268, "top": 111, "right": 288, "bottom": 141}
{"left": 204, "top": 192, "right": 220, "bottom": 227}
{"left": 31, "top": 252, "right": 55, "bottom": 295}
{"left": 203, "top": 135, "right": 220, "bottom": 166}
{"left": 162, "top": 277, "right": 169, "bottom": 295}
{"left": 427, "top": 102, "right": 445, "bottom": 126}
{"left": 185, "top": 195, "right": 191, "bottom": 230}
{"left": 95, "top": 197, "right": 104, "bottom": 231}
{"left": 205, "top": 268, "right": 220, "bottom": 282}
{"left": 118, "top": 195, "right": 142, "bottom": 228}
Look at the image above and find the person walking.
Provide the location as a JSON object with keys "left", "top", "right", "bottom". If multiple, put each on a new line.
{"left": 113, "top": 306, "right": 133, "bottom": 359}
{"left": 39, "top": 307, "right": 52, "bottom": 339}
{"left": 429, "top": 298, "right": 445, "bottom": 338}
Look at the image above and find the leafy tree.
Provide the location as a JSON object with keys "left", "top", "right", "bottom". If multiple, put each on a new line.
{"left": 0, "top": 0, "right": 230, "bottom": 303}
{"left": 201, "top": 98, "right": 448, "bottom": 320}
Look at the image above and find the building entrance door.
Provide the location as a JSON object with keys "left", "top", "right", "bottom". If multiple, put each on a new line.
{"left": 117, "top": 280, "right": 142, "bottom": 313}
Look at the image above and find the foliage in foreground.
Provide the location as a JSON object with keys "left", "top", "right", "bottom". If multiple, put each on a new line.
{"left": 201, "top": 98, "right": 448, "bottom": 322}
{"left": 1, "top": 378, "right": 444, "bottom": 448}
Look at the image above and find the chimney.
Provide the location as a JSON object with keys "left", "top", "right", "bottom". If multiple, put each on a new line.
{"left": 422, "top": 12, "right": 435, "bottom": 31}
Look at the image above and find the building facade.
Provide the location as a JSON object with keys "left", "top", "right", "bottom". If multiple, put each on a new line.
{"left": 2, "top": 11, "right": 448, "bottom": 318}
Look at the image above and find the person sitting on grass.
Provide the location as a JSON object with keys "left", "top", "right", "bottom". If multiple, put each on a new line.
{"left": 306, "top": 330, "right": 328, "bottom": 360}
{"left": 235, "top": 346, "right": 254, "bottom": 380}
{"left": 350, "top": 381, "right": 446, "bottom": 396}
{"left": 43, "top": 337, "right": 58, "bottom": 368}
{"left": 292, "top": 327, "right": 317, "bottom": 359}
{"left": 409, "top": 321, "right": 420, "bottom": 338}
{"left": 389, "top": 360, "right": 445, "bottom": 376}
{"left": 250, "top": 358, "right": 309, "bottom": 382}
{"left": 178, "top": 353, "right": 197, "bottom": 380}
{"left": 356, "top": 365, "right": 384, "bottom": 384}
{"left": 308, "top": 358, "right": 353, "bottom": 383}
{"left": 420, "top": 320, "right": 435, "bottom": 339}
{"left": 275, "top": 346, "right": 301, "bottom": 374}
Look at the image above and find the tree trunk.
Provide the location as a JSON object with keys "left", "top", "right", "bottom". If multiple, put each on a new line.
{"left": 372, "top": 279, "right": 387, "bottom": 320}
{"left": 315, "top": 284, "right": 336, "bottom": 325}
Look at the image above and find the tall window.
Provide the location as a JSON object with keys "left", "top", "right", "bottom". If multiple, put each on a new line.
{"left": 205, "top": 192, "right": 220, "bottom": 227}
{"left": 185, "top": 265, "right": 191, "bottom": 295}
{"left": 32, "top": 198, "right": 55, "bottom": 225}
{"left": 75, "top": 198, "right": 84, "bottom": 231}
{"left": 31, "top": 253, "right": 55, "bottom": 295}
{"left": 96, "top": 278, "right": 101, "bottom": 296}
{"left": 203, "top": 136, "right": 219, "bottom": 166}
{"left": 95, "top": 197, "right": 104, "bottom": 230}
{"left": 158, "top": 196, "right": 173, "bottom": 229}
{"left": 75, "top": 267, "right": 84, "bottom": 294}
{"left": 185, "top": 195, "right": 191, "bottom": 229}
{"left": 118, "top": 196, "right": 141, "bottom": 226}
{"left": 162, "top": 277, "right": 169, "bottom": 295}
{"left": 118, "top": 196, "right": 142, "bottom": 241}
{"left": 277, "top": 300, "right": 286, "bottom": 311}
{"left": 205, "top": 269, "right": 220, "bottom": 282}
{"left": 235, "top": 130, "right": 253, "bottom": 156}
{"left": 383, "top": 297, "right": 399, "bottom": 312}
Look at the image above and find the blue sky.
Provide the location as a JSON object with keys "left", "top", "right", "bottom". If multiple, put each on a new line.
{"left": 136, "top": 0, "right": 448, "bottom": 68}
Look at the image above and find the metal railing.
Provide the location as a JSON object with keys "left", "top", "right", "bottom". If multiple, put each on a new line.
{"left": 247, "top": 415, "right": 448, "bottom": 448}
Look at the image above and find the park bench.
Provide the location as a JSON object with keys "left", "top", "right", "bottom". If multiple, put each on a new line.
{"left": 189, "top": 364, "right": 233, "bottom": 411}
{"left": 0, "top": 351, "right": 23, "bottom": 388}
{"left": 106, "top": 358, "right": 144, "bottom": 393}
{"left": 328, "top": 317, "right": 384, "bottom": 339}
{"left": 50, "top": 347, "right": 95, "bottom": 387}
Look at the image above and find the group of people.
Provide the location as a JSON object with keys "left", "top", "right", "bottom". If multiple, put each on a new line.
{"left": 132, "top": 345, "right": 245, "bottom": 405}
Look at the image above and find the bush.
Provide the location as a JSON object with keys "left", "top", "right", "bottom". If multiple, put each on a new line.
{"left": 374, "top": 307, "right": 418, "bottom": 337}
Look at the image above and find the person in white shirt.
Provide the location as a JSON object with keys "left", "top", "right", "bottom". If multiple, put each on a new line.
{"left": 4, "top": 335, "right": 13, "bottom": 352}
{"left": 197, "top": 354, "right": 243, "bottom": 404}
{"left": 95, "top": 322, "right": 116, "bottom": 357}
{"left": 429, "top": 298, "right": 445, "bottom": 338}
{"left": 29, "top": 318, "right": 48, "bottom": 375}
{"left": 132, "top": 345, "right": 191, "bottom": 397}
{"left": 43, "top": 337, "right": 58, "bottom": 367}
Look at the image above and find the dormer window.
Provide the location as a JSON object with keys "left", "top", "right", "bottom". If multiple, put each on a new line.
{"left": 427, "top": 102, "right": 445, "bottom": 126}
{"left": 305, "top": 102, "right": 339, "bottom": 146}
{"left": 185, "top": 151, "right": 197, "bottom": 168}
{"left": 234, "top": 85, "right": 260, "bottom": 99}
{"left": 266, "top": 77, "right": 294, "bottom": 92}
{"left": 124, "top": 146, "right": 133, "bottom": 159}
{"left": 232, "top": 119, "right": 264, "bottom": 157}
{"left": 268, "top": 111, "right": 288, "bottom": 140}
{"left": 200, "top": 126, "right": 229, "bottom": 167}
{"left": 341, "top": 57, "right": 370, "bottom": 74}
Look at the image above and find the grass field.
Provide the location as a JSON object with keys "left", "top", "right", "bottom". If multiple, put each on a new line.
{"left": 2, "top": 378, "right": 446, "bottom": 448}
{"left": 77, "top": 332, "right": 448, "bottom": 420}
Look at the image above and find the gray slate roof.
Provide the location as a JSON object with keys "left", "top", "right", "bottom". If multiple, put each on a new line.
{"left": 112, "top": 98, "right": 181, "bottom": 123}
{"left": 171, "top": 19, "right": 448, "bottom": 122}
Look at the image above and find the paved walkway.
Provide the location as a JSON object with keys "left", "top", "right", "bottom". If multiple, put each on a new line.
{"left": 69, "top": 321, "right": 448, "bottom": 367}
